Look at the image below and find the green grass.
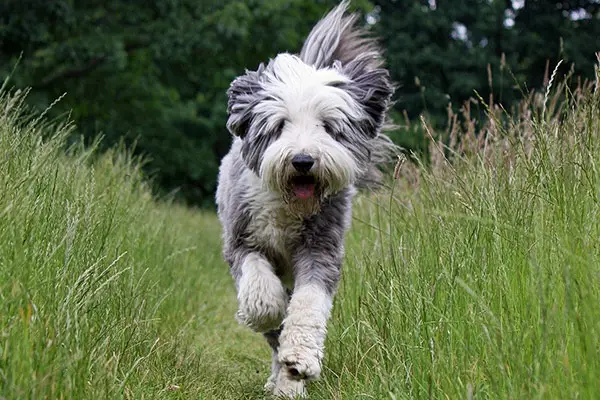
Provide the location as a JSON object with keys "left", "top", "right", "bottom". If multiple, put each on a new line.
{"left": 0, "top": 88, "right": 270, "bottom": 399}
{"left": 1, "top": 72, "right": 599, "bottom": 399}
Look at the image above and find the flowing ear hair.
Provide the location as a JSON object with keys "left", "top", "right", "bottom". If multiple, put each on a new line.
{"left": 300, "top": 0, "right": 393, "bottom": 138}
{"left": 340, "top": 57, "right": 393, "bottom": 138}
{"left": 226, "top": 66, "right": 265, "bottom": 137}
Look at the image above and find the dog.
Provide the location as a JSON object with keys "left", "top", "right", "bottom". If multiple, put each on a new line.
{"left": 216, "top": 1, "right": 395, "bottom": 397}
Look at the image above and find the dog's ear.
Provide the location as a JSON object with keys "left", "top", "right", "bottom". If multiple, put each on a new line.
{"left": 341, "top": 57, "right": 394, "bottom": 138}
{"left": 226, "top": 67, "right": 264, "bottom": 137}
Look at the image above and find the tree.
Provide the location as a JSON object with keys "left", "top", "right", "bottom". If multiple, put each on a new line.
{"left": 0, "top": 0, "right": 340, "bottom": 205}
{"left": 375, "top": 0, "right": 599, "bottom": 149}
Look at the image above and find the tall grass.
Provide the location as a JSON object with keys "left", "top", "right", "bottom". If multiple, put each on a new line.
{"left": 318, "top": 63, "right": 600, "bottom": 399}
{"left": 0, "top": 87, "right": 271, "bottom": 399}
{"left": 1, "top": 59, "right": 599, "bottom": 399}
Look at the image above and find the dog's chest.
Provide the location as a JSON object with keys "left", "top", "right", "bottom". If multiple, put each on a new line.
{"left": 245, "top": 190, "right": 303, "bottom": 266}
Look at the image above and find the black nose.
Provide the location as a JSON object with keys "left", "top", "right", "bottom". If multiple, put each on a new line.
{"left": 291, "top": 154, "right": 314, "bottom": 173}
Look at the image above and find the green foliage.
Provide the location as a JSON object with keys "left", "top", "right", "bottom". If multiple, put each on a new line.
{"left": 377, "top": 0, "right": 600, "bottom": 147}
{"left": 1, "top": 0, "right": 599, "bottom": 204}
{"left": 317, "top": 76, "right": 600, "bottom": 399}
{"left": 0, "top": 88, "right": 165, "bottom": 396}
{"left": 0, "top": 87, "right": 271, "bottom": 398}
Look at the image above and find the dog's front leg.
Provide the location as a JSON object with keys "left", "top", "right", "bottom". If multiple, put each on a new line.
{"left": 275, "top": 249, "right": 340, "bottom": 397}
{"left": 232, "top": 252, "right": 288, "bottom": 333}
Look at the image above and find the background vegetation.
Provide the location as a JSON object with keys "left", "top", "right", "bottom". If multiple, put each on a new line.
{"left": 1, "top": 0, "right": 598, "bottom": 205}
{"left": 1, "top": 56, "right": 599, "bottom": 398}
{"left": 2, "top": 2, "right": 600, "bottom": 397}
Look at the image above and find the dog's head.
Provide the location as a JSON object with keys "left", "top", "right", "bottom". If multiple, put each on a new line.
{"left": 226, "top": 1, "right": 393, "bottom": 214}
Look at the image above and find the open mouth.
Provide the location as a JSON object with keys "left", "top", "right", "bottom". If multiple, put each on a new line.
{"left": 291, "top": 175, "right": 316, "bottom": 200}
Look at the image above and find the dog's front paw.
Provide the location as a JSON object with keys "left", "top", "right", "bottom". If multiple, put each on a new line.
{"left": 279, "top": 347, "right": 321, "bottom": 381}
{"left": 278, "top": 326, "right": 323, "bottom": 381}
{"left": 236, "top": 268, "right": 287, "bottom": 332}
{"left": 271, "top": 372, "right": 306, "bottom": 398}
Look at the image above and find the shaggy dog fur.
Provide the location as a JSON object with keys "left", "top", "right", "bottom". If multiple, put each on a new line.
{"left": 216, "top": 1, "right": 395, "bottom": 397}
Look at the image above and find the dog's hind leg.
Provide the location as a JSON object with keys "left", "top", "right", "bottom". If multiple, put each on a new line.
{"left": 233, "top": 252, "right": 288, "bottom": 333}
{"left": 263, "top": 328, "right": 282, "bottom": 392}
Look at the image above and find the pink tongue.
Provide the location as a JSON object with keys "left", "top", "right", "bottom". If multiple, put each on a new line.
{"left": 293, "top": 183, "right": 316, "bottom": 199}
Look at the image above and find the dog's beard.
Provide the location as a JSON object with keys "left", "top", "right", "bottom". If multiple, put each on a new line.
{"left": 259, "top": 138, "right": 358, "bottom": 216}
{"left": 279, "top": 174, "right": 320, "bottom": 216}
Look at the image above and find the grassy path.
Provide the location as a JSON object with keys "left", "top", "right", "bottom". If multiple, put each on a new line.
{"left": 152, "top": 209, "right": 272, "bottom": 400}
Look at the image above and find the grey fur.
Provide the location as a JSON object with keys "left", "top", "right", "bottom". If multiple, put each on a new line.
{"left": 226, "top": 64, "right": 284, "bottom": 174}
{"left": 216, "top": 1, "right": 396, "bottom": 396}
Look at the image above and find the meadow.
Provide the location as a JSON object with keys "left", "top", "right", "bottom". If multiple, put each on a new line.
{"left": 1, "top": 62, "right": 599, "bottom": 399}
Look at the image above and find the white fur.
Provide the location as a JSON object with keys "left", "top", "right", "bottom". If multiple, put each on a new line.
{"left": 257, "top": 55, "right": 362, "bottom": 120}
{"left": 243, "top": 169, "right": 302, "bottom": 251}
{"left": 272, "top": 370, "right": 307, "bottom": 398}
{"left": 218, "top": 2, "right": 395, "bottom": 397}
{"left": 260, "top": 123, "right": 358, "bottom": 198}
{"left": 241, "top": 169, "right": 301, "bottom": 286}
{"left": 278, "top": 284, "right": 333, "bottom": 381}
{"left": 236, "top": 253, "right": 288, "bottom": 332}
{"left": 257, "top": 54, "right": 363, "bottom": 200}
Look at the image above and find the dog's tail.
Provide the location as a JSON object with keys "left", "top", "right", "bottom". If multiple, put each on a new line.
{"left": 300, "top": 0, "right": 381, "bottom": 71}
{"left": 300, "top": 1, "right": 400, "bottom": 189}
